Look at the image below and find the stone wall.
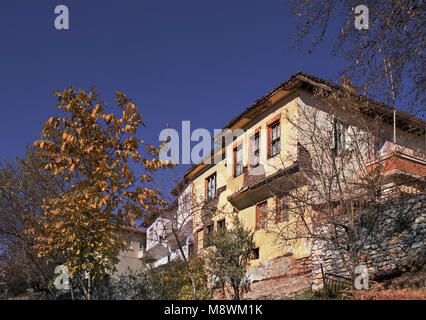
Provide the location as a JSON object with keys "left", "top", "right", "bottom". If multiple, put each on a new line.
{"left": 311, "top": 193, "right": 426, "bottom": 291}
{"left": 213, "top": 193, "right": 425, "bottom": 299}
{"left": 243, "top": 254, "right": 312, "bottom": 299}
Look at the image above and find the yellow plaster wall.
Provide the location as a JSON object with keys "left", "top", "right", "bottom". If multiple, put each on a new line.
{"left": 191, "top": 93, "right": 310, "bottom": 262}
{"left": 189, "top": 88, "right": 424, "bottom": 268}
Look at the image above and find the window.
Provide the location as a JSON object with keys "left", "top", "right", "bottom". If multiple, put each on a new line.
{"left": 333, "top": 119, "right": 348, "bottom": 153}
{"left": 233, "top": 143, "right": 243, "bottom": 177}
{"left": 250, "top": 131, "right": 260, "bottom": 167}
{"left": 353, "top": 200, "right": 360, "bottom": 209}
{"left": 188, "top": 243, "right": 194, "bottom": 256}
{"left": 276, "top": 196, "right": 289, "bottom": 223}
{"left": 205, "top": 173, "right": 217, "bottom": 200}
{"left": 352, "top": 199, "right": 368, "bottom": 211}
{"left": 256, "top": 201, "right": 268, "bottom": 229}
{"left": 217, "top": 219, "right": 226, "bottom": 230}
{"left": 206, "top": 224, "right": 214, "bottom": 246}
{"left": 207, "top": 224, "right": 214, "bottom": 233}
{"left": 268, "top": 119, "right": 281, "bottom": 158}
{"left": 252, "top": 248, "right": 260, "bottom": 260}
{"left": 197, "top": 229, "right": 204, "bottom": 252}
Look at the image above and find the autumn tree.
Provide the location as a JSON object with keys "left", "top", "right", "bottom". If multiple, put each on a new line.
{"left": 0, "top": 148, "right": 65, "bottom": 299}
{"left": 206, "top": 215, "right": 256, "bottom": 300}
{"left": 32, "top": 86, "right": 172, "bottom": 299}
{"left": 288, "top": 0, "right": 425, "bottom": 118}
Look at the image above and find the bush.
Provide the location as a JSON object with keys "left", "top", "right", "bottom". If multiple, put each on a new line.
{"left": 109, "top": 257, "right": 210, "bottom": 300}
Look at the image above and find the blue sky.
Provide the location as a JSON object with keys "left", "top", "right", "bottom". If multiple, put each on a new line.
{"left": 0, "top": 0, "right": 347, "bottom": 179}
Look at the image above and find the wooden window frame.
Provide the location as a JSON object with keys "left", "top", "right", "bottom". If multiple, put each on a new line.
{"left": 205, "top": 173, "right": 217, "bottom": 200}
{"left": 233, "top": 142, "right": 243, "bottom": 177}
{"left": 276, "top": 196, "right": 289, "bottom": 223}
{"left": 352, "top": 199, "right": 368, "bottom": 211}
{"left": 249, "top": 127, "right": 261, "bottom": 168}
{"left": 217, "top": 218, "right": 226, "bottom": 231}
{"left": 267, "top": 115, "right": 281, "bottom": 159}
{"left": 333, "top": 118, "right": 349, "bottom": 154}
{"left": 206, "top": 224, "right": 214, "bottom": 246}
{"left": 255, "top": 200, "right": 268, "bottom": 230}
{"left": 188, "top": 243, "right": 194, "bottom": 257}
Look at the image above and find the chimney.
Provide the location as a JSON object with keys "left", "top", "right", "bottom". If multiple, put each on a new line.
{"left": 341, "top": 77, "right": 357, "bottom": 93}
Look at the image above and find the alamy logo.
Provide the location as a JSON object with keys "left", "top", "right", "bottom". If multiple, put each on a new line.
{"left": 54, "top": 5, "right": 69, "bottom": 30}
{"left": 354, "top": 264, "right": 369, "bottom": 290}
{"left": 354, "top": 5, "right": 369, "bottom": 30}
{"left": 54, "top": 265, "right": 70, "bottom": 290}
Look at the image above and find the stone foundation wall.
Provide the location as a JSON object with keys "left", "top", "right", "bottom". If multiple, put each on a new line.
{"left": 311, "top": 193, "right": 426, "bottom": 291}
{"left": 212, "top": 194, "right": 425, "bottom": 299}
{"left": 243, "top": 254, "right": 312, "bottom": 299}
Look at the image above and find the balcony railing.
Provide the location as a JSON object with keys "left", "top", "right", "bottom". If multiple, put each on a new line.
{"left": 367, "top": 141, "right": 426, "bottom": 179}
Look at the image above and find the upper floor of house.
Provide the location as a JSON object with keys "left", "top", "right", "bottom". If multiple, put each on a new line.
{"left": 183, "top": 73, "right": 424, "bottom": 202}
{"left": 147, "top": 72, "right": 425, "bottom": 257}
{"left": 178, "top": 73, "right": 424, "bottom": 233}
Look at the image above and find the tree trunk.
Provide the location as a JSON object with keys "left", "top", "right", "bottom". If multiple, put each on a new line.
{"left": 231, "top": 279, "right": 240, "bottom": 300}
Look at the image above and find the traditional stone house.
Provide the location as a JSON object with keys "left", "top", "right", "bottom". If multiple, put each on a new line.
{"left": 167, "top": 72, "right": 426, "bottom": 298}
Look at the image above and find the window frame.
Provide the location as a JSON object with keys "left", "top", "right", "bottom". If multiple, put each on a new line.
{"left": 276, "top": 196, "right": 289, "bottom": 223}
{"left": 233, "top": 142, "right": 243, "bottom": 177}
{"left": 206, "top": 223, "right": 214, "bottom": 246}
{"left": 205, "top": 173, "right": 217, "bottom": 201}
{"left": 255, "top": 200, "right": 268, "bottom": 230}
{"left": 249, "top": 128, "right": 261, "bottom": 168}
{"left": 188, "top": 243, "right": 194, "bottom": 256}
{"left": 333, "top": 118, "right": 349, "bottom": 154}
{"left": 267, "top": 115, "right": 281, "bottom": 158}
{"left": 217, "top": 219, "right": 226, "bottom": 231}
{"left": 251, "top": 248, "right": 260, "bottom": 260}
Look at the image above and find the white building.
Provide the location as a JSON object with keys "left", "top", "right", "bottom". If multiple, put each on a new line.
{"left": 146, "top": 182, "right": 194, "bottom": 267}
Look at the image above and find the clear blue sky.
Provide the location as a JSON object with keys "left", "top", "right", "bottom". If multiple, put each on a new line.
{"left": 0, "top": 0, "right": 346, "bottom": 178}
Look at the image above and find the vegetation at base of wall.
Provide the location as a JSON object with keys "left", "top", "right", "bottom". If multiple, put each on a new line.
{"left": 206, "top": 215, "right": 256, "bottom": 300}
{"left": 111, "top": 257, "right": 210, "bottom": 300}
{"left": 155, "top": 257, "right": 210, "bottom": 300}
{"left": 285, "top": 269, "right": 426, "bottom": 301}
{"left": 341, "top": 286, "right": 426, "bottom": 300}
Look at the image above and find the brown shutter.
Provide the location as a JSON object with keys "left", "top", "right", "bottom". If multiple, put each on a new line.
{"left": 267, "top": 125, "right": 272, "bottom": 158}
{"left": 233, "top": 146, "right": 237, "bottom": 177}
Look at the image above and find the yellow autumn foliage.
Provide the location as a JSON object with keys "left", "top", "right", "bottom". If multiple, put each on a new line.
{"left": 32, "top": 86, "right": 174, "bottom": 281}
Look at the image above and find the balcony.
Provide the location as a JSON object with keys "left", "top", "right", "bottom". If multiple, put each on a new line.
{"left": 145, "top": 240, "right": 170, "bottom": 260}
{"left": 165, "top": 215, "right": 193, "bottom": 243}
{"left": 367, "top": 141, "right": 426, "bottom": 181}
{"left": 227, "top": 162, "right": 301, "bottom": 211}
